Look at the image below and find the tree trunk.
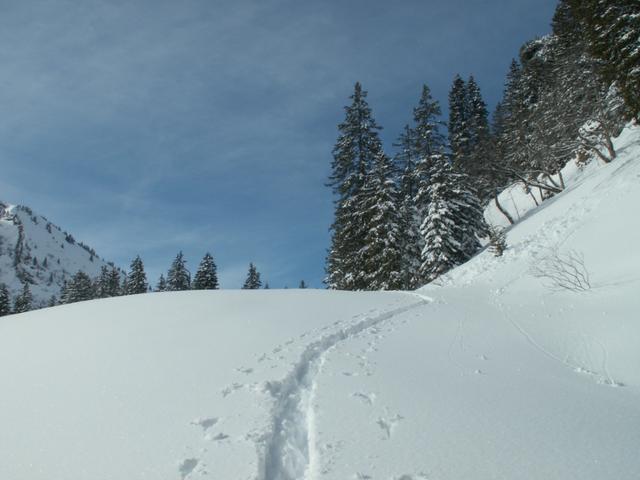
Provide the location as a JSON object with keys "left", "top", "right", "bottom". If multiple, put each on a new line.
{"left": 494, "top": 194, "right": 514, "bottom": 225}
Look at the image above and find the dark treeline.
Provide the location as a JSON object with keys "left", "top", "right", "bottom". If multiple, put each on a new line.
{"left": 0, "top": 253, "right": 310, "bottom": 314}
{"left": 326, "top": 0, "right": 638, "bottom": 291}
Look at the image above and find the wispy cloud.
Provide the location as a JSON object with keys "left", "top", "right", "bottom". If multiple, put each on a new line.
{"left": 0, "top": 0, "right": 557, "bottom": 287}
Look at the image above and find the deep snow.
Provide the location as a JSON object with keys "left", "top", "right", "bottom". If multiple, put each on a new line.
{"left": 0, "top": 124, "right": 639, "bottom": 479}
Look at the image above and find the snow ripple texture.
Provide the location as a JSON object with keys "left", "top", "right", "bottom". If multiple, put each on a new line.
{"left": 260, "top": 294, "right": 431, "bottom": 480}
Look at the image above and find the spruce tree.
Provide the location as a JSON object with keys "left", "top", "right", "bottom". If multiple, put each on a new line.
{"left": 465, "top": 76, "right": 492, "bottom": 198}
{"left": 569, "top": 0, "right": 640, "bottom": 120}
{"left": 96, "top": 266, "right": 110, "bottom": 298}
{"left": 63, "top": 271, "right": 95, "bottom": 304}
{"left": 419, "top": 157, "right": 486, "bottom": 282}
{"left": 359, "top": 151, "right": 404, "bottom": 290}
{"left": 125, "top": 255, "right": 148, "bottom": 295}
{"left": 448, "top": 75, "right": 470, "bottom": 170}
{"left": 326, "top": 82, "right": 386, "bottom": 290}
{"left": 107, "top": 267, "right": 122, "bottom": 297}
{"left": 13, "top": 283, "right": 33, "bottom": 313}
{"left": 242, "top": 263, "right": 262, "bottom": 289}
{"left": 156, "top": 274, "right": 167, "bottom": 292}
{"left": 298, "top": 280, "right": 307, "bottom": 289}
{"left": 192, "top": 253, "right": 219, "bottom": 290}
{"left": 394, "top": 85, "right": 449, "bottom": 288}
{"left": 0, "top": 283, "right": 11, "bottom": 316}
{"left": 419, "top": 163, "right": 463, "bottom": 283}
{"left": 96, "top": 266, "right": 120, "bottom": 298}
{"left": 167, "top": 252, "right": 191, "bottom": 291}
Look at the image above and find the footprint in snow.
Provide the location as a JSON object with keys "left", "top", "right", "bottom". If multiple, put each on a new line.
{"left": 351, "top": 392, "right": 376, "bottom": 405}
{"left": 190, "top": 417, "right": 219, "bottom": 432}
{"left": 178, "top": 458, "right": 199, "bottom": 479}
{"left": 221, "top": 383, "right": 244, "bottom": 397}
{"left": 354, "top": 473, "right": 372, "bottom": 479}
{"left": 236, "top": 366, "right": 254, "bottom": 375}
{"left": 376, "top": 414, "right": 404, "bottom": 439}
{"left": 206, "top": 432, "right": 230, "bottom": 441}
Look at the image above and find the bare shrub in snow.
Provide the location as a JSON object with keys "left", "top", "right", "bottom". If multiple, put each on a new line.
{"left": 530, "top": 247, "right": 591, "bottom": 292}
{"left": 488, "top": 227, "right": 507, "bottom": 257}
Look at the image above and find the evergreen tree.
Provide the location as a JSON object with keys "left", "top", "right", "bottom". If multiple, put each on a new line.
{"left": 394, "top": 85, "right": 449, "bottom": 288}
{"left": 448, "top": 75, "right": 470, "bottom": 169}
{"left": 107, "top": 267, "right": 122, "bottom": 297}
{"left": 63, "top": 271, "right": 95, "bottom": 304}
{"left": 419, "top": 158, "right": 486, "bottom": 282}
{"left": 47, "top": 295, "right": 58, "bottom": 308}
{"left": 156, "top": 274, "right": 167, "bottom": 292}
{"left": 326, "top": 82, "right": 386, "bottom": 290}
{"left": 359, "top": 152, "right": 404, "bottom": 290}
{"left": 59, "top": 280, "right": 69, "bottom": 305}
{"left": 13, "top": 283, "right": 33, "bottom": 313}
{"left": 298, "top": 280, "right": 307, "bottom": 289}
{"left": 125, "top": 255, "right": 148, "bottom": 295}
{"left": 451, "top": 171, "right": 488, "bottom": 258}
{"left": 465, "top": 76, "right": 492, "bottom": 199}
{"left": 419, "top": 164, "right": 463, "bottom": 283}
{"left": 569, "top": 0, "right": 640, "bottom": 120}
{"left": 264, "top": 282, "right": 270, "bottom": 289}
{"left": 96, "top": 266, "right": 110, "bottom": 298}
{"left": 242, "top": 263, "right": 262, "bottom": 289}
{"left": 192, "top": 252, "right": 219, "bottom": 290}
{"left": 96, "top": 266, "right": 121, "bottom": 298}
{"left": 167, "top": 252, "right": 191, "bottom": 291}
{"left": 0, "top": 283, "right": 11, "bottom": 316}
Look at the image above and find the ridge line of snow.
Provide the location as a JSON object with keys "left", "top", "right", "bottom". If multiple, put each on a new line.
{"left": 259, "top": 294, "right": 431, "bottom": 480}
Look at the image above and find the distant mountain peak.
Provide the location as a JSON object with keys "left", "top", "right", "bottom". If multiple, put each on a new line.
{"left": 0, "top": 201, "right": 115, "bottom": 306}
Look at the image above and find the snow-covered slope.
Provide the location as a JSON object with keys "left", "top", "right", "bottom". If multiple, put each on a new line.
{"left": 0, "top": 202, "right": 113, "bottom": 305}
{"left": 0, "top": 125, "right": 638, "bottom": 479}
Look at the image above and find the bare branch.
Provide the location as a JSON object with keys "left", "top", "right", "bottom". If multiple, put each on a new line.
{"left": 530, "top": 247, "right": 591, "bottom": 292}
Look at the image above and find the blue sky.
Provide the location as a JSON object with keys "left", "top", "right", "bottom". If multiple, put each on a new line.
{"left": 0, "top": 0, "right": 558, "bottom": 288}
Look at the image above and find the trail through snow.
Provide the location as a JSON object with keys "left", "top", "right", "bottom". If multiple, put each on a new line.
{"left": 260, "top": 294, "right": 431, "bottom": 480}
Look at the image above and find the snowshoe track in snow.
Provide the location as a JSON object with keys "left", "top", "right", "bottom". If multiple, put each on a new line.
{"left": 260, "top": 294, "right": 430, "bottom": 480}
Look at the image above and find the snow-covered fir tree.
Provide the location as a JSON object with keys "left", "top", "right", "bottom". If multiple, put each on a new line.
{"left": 156, "top": 274, "right": 167, "bottom": 292}
{"left": 568, "top": 0, "right": 640, "bottom": 120}
{"left": 448, "top": 75, "right": 470, "bottom": 170}
{"left": 0, "top": 283, "right": 11, "bottom": 316}
{"left": 192, "top": 253, "right": 219, "bottom": 290}
{"left": 13, "top": 283, "right": 33, "bottom": 313}
{"left": 167, "top": 252, "right": 191, "bottom": 291}
{"left": 419, "top": 157, "right": 486, "bottom": 282}
{"left": 419, "top": 167, "right": 463, "bottom": 282}
{"left": 96, "top": 265, "right": 122, "bottom": 298}
{"left": 410, "top": 85, "right": 449, "bottom": 286}
{"left": 326, "top": 82, "right": 386, "bottom": 291}
{"left": 242, "top": 263, "right": 262, "bottom": 289}
{"left": 359, "top": 151, "right": 404, "bottom": 290}
{"left": 394, "top": 125, "right": 423, "bottom": 289}
{"left": 62, "top": 271, "right": 95, "bottom": 304}
{"left": 465, "top": 76, "right": 492, "bottom": 198}
{"left": 125, "top": 256, "right": 148, "bottom": 295}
